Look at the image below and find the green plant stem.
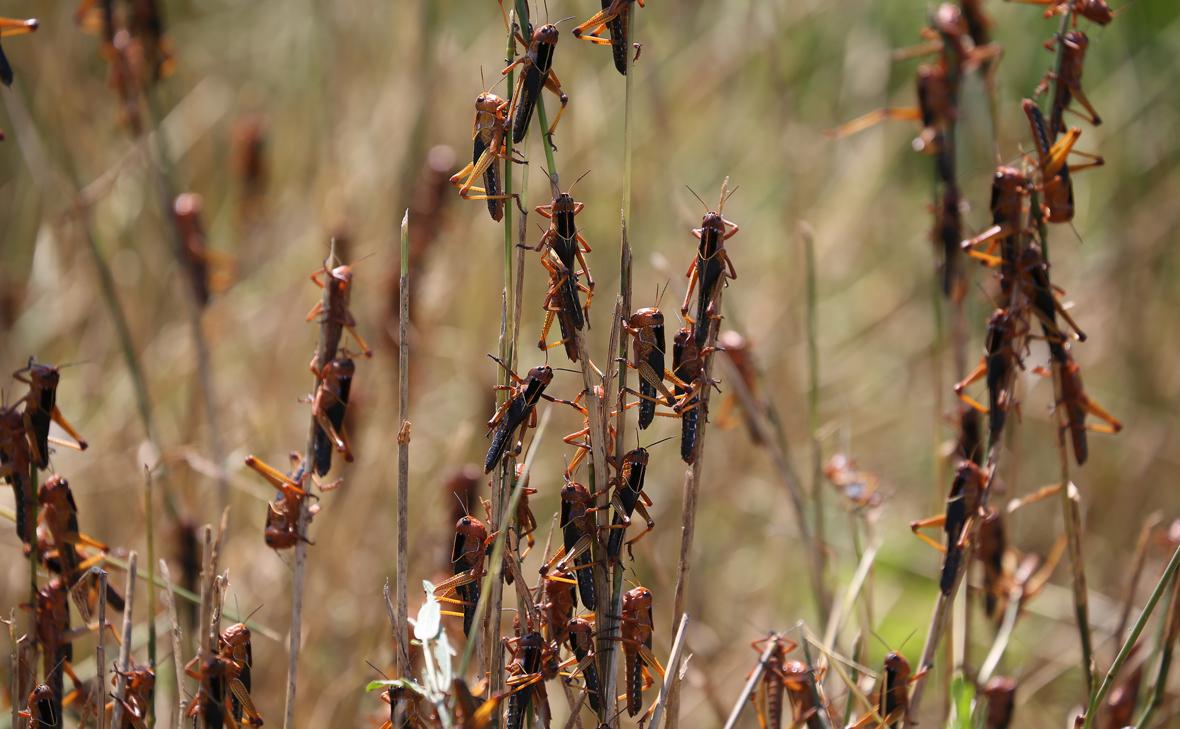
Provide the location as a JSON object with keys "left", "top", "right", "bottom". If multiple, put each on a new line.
{"left": 487, "top": 8, "right": 521, "bottom": 700}
{"left": 1134, "top": 574, "right": 1180, "bottom": 727}
{"left": 802, "top": 224, "right": 832, "bottom": 619}
{"left": 1082, "top": 544, "right": 1180, "bottom": 729}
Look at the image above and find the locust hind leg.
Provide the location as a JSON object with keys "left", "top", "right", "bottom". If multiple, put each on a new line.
{"left": 825, "top": 107, "right": 923, "bottom": 140}
{"left": 49, "top": 407, "right": 88, "bottom": 452}
{"left": 542, "top": 71, "right": 569, "bottom": 141}
{"left": 910, "top": 515, "right": 949, "bottom": 554}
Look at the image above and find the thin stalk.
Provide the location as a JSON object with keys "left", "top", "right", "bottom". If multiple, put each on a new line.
{"left": 977, "top": 581, "right": 1023, "bottom": 685}
{"left": 197, "top": 526, "right": 213, "bottom": 660}
{"left": 930, "top": 261, "right": 947, "bottom": 518}
{"left": 1134, "top": 572, "right": 1180, "bottom": 727}
{"left": 145, "top": 467, "right": 158, "bottom": 683}
{"left": 820, "top": 543, "right": 880, "bottom": 663}
{"left": 798, "top": 628, "right": 834, "bottom": 729}
{"left": 9, "top": 609, "right": 19, "bottom": 729}
{"left": 26, "top": 465, "right": 37, "bottom": 650}
{"left": 110, "top": 553, "right": 139, "bottom": 729}
{"left": 849, "top": 515, "right": 875, "bottom": 632}
{"left": 96, "top": 569, "right": 108, "bottom": 729}
{"left": 1057, "top": 476, "right": 1095, "bottom": 696}
{"left": 599, "top": 6, "right": 639, "bottom": 722}
{"left": 283, "top": 242, "right": 339, "bottom": 729}
{"left": 561, "top": 690, "right": 589, "bottom": 729}
{"left": 666, "top": 290, "right": 724, "bottom": 729}
{"left": 1038, "top": 167, "right": 1093, "bottom": 693}
{"left": 805, "top": 631, "right": 881, "bottom": 724}
{"left": 843, "top": 635, "right": 865, "bottom": 728}
{"left": 721, "top": 634, "right": 777, "bottom": 729}
{"left": 1114, "top": 514, "right": 1162, "bottom": 647}
{"left": 395, "top": 211, "right": 412, "bottom": 677}
{"left": 487, "top": 9, "right": 520, "bottom": 697}
{"left": 159, "top": 560, "right": 188, "bottom": 726}
{"left": 802, "top": 224, "right": 831, "bottom": 618}
{"left": 649, "top": 614, "right": 691, "bottom": 729}
{"left": 507, "top": 172, "right": 531, "bottom": 624}
{"left": 1081, "top": 544, "right": 1180, "bottom": 729}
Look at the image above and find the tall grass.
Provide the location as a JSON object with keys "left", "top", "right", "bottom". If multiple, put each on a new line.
{"left": 2, "top": 2, "right": 1179, "bottom": 729}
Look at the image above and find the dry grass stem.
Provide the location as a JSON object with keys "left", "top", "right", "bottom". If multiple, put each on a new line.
{"left": 96, "top": 568, "right": 108, "bottom": 729}
{"left": 650, "top": 613, "right": 690, "bottom": 729}
{"left": 159, "top": 560, "right": 188, "bottom": 726}
{"left": 109, "top": 552, "right": 139, "bottom": 729}
{"left": 396, "top": 210, "right": 412, "bottom": 677}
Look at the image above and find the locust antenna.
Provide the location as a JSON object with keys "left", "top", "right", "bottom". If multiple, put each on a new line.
{"left": 453, "top": 491, "right": 470, "bottom": 518}
{"left": 643, "top": 434, "right": 677, "bottom": 450}
{"left": 685, "top": 185, "right": 709, "bottom": 212}
{"left": 366, "top": 660, "right": 391, "bottom": 680}
{"left": 568, "top": 169, "right": 592, "bottom": 194}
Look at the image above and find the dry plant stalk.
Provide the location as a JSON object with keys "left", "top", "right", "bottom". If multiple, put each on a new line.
{"left": 284, "top": 241, "right": 344, "bottom": 729}
{"left": 666, "top": 209, "right": 729, "bottom": 728}
{"left": 109, "top": 553, "right": 139, "bottom": 729}
{"left": 649, "top": 614, "right": 691, "bottom": 729}
{"left": 159, "top": 559, "right": 189, "bottom": 726}
{"left": 395, "top": 210, "right": 412, "bottom": 677}
{"left": 96, "top": 568, "right": 108, "bottom": 729}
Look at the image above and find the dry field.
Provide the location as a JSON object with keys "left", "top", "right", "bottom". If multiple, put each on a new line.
{"left": 2, "top": 1, "right": 1180, "bottom": 728}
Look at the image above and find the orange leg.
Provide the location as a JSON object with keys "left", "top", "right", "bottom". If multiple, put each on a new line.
{"left": 543, "top": 71, "right": 569, "bottom": 139}
{"left": 48, "top": 407, "right": 88, "bottom": 451}
{"left": 826, "top": 107, "right": 923, "bottom": 139}
{"left": 910, "top": 514, "right": 948, "bottom": 554}
{"left": 1006, "top": 482, "right": 1062, "bottom": 513}
{"left": 681, "top": 261, "right": 699, "bottom": 317}
{"left": 571, "top": 0, "right": 634, "bottom": 38}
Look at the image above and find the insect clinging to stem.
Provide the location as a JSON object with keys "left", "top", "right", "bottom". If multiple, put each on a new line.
{"left": 13, "top": 358, "right": 89, "bottom": 469}
{"left": 449, "top": 77, "right": 518, "bottom": 222}
{"left": 243, "top": 454, "right": 319, "bottom": 551}
{"left": 311, "top": 356, "right": 356, "bottom": 476}
{"left": 306, "top": 259, "right": 372, "bottom": 374}
{"left": 910, "top": 460, "right": 990, "bottom": 595}
{"left": 620, "top": 307, "right": 682, "bottom": 430}
{"left": 571, "top": 0, "right": 646, "bottom": 75}
{"left": 1022, "top": 98, "right": 1102, "bottom": 224}
{"left": 503, "top": 21, "right": 569, "bottom": 146}
{"left": 484, "top": 358, "right": 559, "bottom": 474}
{"left": 682, "top": 178, "right": 740, "bottom": 348}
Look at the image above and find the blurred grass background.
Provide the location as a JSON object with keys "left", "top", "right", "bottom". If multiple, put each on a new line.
{"left": 2, "top": 0, "right": 1180, "bottom": 726}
